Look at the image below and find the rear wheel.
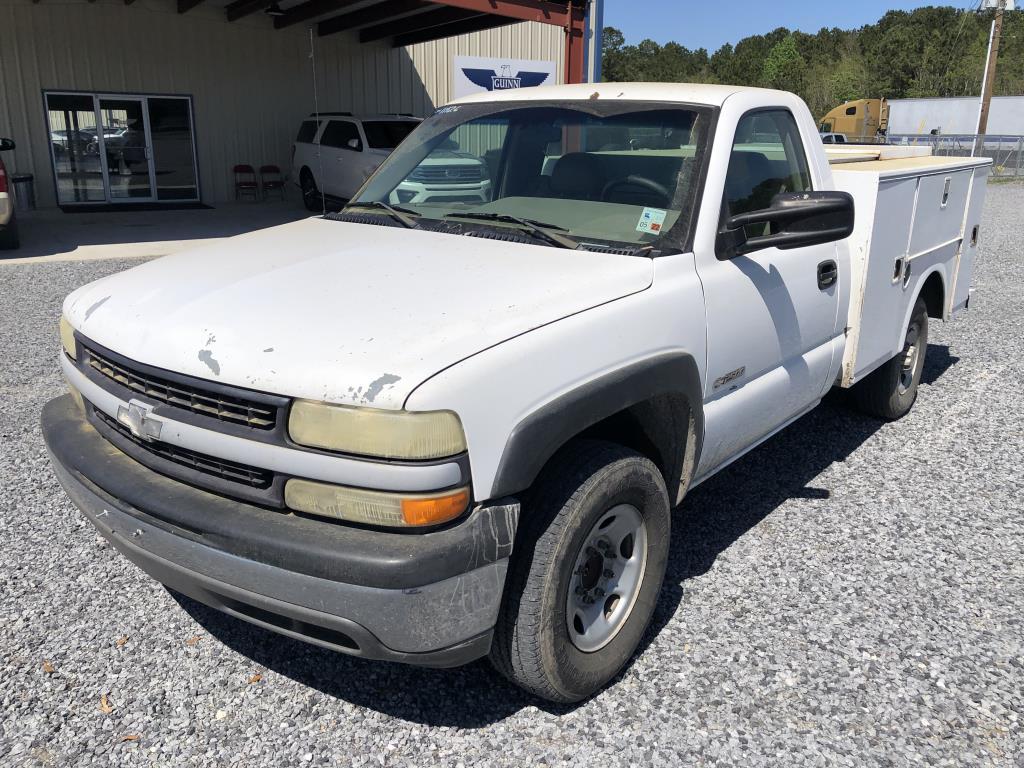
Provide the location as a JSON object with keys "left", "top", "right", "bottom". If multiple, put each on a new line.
{"left": 0, "top": 215, "right": 19, "bottom": 251}
{"left": 854, "top": 297, "right": 929, "bottom": 420}
{"left": 489, "top": 441, "right": 670, "bottom": 703}
{"left": 300, "top": 171, "right": 321, "bottom": 213}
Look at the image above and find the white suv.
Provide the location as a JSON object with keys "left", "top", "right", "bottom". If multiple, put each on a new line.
{"left": 291, "top": 113, "right": 421, "bottom": 211}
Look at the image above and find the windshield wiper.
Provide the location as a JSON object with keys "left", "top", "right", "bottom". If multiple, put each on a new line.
{"left": 445, "top": 212, "right": 579, "bottom": 250}
{"left": 344, "top": 201, "right": 420, "bottom": 229}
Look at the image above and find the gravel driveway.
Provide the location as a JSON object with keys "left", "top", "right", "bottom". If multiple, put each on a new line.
{"left": 2, "top": 184, "right": 1022, "bottom": 767}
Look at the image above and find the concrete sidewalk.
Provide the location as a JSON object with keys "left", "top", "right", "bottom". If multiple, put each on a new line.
{"left": 1, "top": 200, "right": 311, "bottom": 265}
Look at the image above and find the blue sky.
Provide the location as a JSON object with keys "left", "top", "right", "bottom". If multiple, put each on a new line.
{"left": 603, "top": 0, "right": 976, "bottom": 51}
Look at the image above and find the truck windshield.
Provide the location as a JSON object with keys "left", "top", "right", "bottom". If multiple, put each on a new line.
{"left": 350, "top": 101, "right": 712, "bottom": 248}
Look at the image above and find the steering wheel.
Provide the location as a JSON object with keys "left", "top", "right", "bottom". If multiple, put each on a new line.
{"left": 601, "top": 175, "right": 671, "bottom": 206}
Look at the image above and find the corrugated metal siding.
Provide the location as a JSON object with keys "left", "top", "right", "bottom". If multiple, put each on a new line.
{"left": 0, "top": 0, "right": 564, "bottom": 205}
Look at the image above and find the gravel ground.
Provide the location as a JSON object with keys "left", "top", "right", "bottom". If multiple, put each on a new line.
{"left": 2, "top": 184, "right": 1022, "bottom": 767}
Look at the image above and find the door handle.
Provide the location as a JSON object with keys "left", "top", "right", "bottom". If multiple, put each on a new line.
{"left": 817, "top": 259, "right": 838, "bottom": 290}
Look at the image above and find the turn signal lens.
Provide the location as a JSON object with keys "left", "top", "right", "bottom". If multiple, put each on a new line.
{"left": 284, "top": 479, "right": 469, "bottom": 528}
{"left": 288, "top": 400, "right": 466, "bottom": 460}
{"left": 59, "top": 316, "right": 77, "bottom": 359}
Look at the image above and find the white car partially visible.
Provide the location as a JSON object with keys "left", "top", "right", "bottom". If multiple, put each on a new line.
{"left": 291, "top": 113, "right": 420, "bottom": 211}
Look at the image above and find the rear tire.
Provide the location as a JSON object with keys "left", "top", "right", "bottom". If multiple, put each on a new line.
{"left": 300, "top": 171, "right": 321, "bottom": 213}
{"left": 489, "top": 441, "right": 670, "bottom": 703}
{"left": 0, "top": 215, "right": 19, "bottom": 251}
{"left": 853, "top": 297, "right": 928, "bottom": 420}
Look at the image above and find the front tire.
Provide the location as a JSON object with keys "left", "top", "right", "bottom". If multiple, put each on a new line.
{"left": 489, "top": 441, "right": 670, "bottom": 703}
{"left": 300, "top": 171, "right": 321, "bottom": 213}
{"left": 854, "top": 297, "right": 929, "bottom": 420}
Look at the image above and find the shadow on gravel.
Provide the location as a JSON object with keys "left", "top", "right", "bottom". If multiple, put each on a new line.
{"left": 176, "top": 345, "right": 959, "bottom": 726}
{"left": 640, "top": 342, "right": 958, "bottom": 654}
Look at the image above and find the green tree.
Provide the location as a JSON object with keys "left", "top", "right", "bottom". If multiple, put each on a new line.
{"left": 762, "top": 34, "right": 808, "bottom": 92}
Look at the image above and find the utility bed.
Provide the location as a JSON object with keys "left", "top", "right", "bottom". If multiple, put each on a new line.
{"left": 830, "top": 150, "right": 989, "bottom": 385}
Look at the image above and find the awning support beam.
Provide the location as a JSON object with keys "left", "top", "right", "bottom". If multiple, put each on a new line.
{"left": 427, "top": 0, "right": 587, "bottom": 83}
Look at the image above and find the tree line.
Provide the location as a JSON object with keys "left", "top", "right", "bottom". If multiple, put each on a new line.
{"left": 601, "top": 6, "right": 1024, "bottom": 119}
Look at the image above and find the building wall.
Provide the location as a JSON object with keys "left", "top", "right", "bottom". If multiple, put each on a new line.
{"left": 0, "top": 0, "right": 564, "bottom": 206}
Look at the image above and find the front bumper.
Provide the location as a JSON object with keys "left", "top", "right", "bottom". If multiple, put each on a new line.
{"left": 42, "top": 394, "right": 519, "bottom": 667}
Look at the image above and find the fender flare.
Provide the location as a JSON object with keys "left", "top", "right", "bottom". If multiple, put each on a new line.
{"left": 903, "top": 265, "right": 946, "bottom": 333}
{"left": 489, "top": 352, "right": 705, "bottom": 500}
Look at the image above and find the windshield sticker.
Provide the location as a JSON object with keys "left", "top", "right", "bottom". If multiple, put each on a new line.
{"left": 434, "top": 105, "right": 460, "bottom": 115}
{"left": 636, "top": 207, "right": 667, "bottom": 235}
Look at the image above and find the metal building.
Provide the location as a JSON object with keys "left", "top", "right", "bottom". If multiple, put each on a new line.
{"left": 0, "top": 0, "right": 593, "bottom": 208}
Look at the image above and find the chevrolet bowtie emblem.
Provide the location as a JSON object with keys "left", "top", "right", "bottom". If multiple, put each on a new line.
{"left": 116, "top": 399, "right": 161, "bottom": 442}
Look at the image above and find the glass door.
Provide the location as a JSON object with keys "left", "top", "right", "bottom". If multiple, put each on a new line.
{"left": 45, "top": 91, "right": 199, "bottom": 205}
{"left": 45, "top": 93, "right": 107, "bottom": 204}
{"left": 97, "top": 97, "right": 156, "bottom": 201}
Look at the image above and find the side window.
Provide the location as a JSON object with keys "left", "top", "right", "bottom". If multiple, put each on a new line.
{"left": 321, "top": 120, "right": 362, "bottom": 151}
{"left": 845, "top": 105, "right": 857, "bottom": 116}
{"left": 295, "top": 120, "right": 319, "bottom": 144}
{"left": 724, "top": 109, "right": 811, "bottom": 219}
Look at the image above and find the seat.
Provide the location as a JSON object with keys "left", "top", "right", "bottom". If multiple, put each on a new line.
{"left": 549, "top": 152, "right": 605, "bottom": 201}
{"left": 233, "top": 164, "right": 258, "bottom": 201}
{"left": 260, "top": 165, "right": 285, "bottom": 200}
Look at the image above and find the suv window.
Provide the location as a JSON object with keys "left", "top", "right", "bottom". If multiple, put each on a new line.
{"left": 725, "top": 109, "right": 811, "bottom": 219}
{"left": 363, "top": 120, "right": 417, "bottom": 150}
{"left": 321, "top": 120, "right": 362, "bottom": 151}
{"left": 295, "top": 120, "right": 320, "bottom": 144}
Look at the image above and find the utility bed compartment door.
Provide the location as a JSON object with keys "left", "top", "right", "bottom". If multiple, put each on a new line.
{"left": 950, "top": 167, "right": 989, "bottom": 313}
{"left": 908, "top": 170, "right": 972, "bottom": 257}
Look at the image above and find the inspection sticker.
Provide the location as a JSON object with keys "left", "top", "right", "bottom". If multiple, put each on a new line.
{"left": 636, "top": 207, "right": 667, "bottom": 234}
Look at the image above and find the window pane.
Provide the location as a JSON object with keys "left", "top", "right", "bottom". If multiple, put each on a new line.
{"left": 363, "top": 120, "right": 417, "bottom": 149}
{"left": 296, "top": 120, "right": 320, "bottom": 144}
{"left": 725, "top": 110, "right": 811, "bottom": 219}
{"left": 46, "top": 93, "right": 105, "bottom": 204}
{"left": 148, "top": 98, "right": 198, "bottom": 201}
{"left": 321, "top": 121, "right": 361, "bottom": 150}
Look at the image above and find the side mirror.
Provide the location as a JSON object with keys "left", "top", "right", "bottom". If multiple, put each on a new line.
{"left": 347, "top": 138, "right": 362, "bottom": 151}
{"left": 717, "top": 190, "right": 854, "bottom": 259}
{"left": 0, "top": 138, "right": 14, "bottom": 152}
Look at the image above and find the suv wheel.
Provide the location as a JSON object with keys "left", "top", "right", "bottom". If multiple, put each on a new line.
{"left": 0, "top": 214, "right": 19, "bottom": 251}
{"left": 300, "top": 171, "right": 321, "bottom": 213}
{"left": 490, "top": 441, "right": 670, "bottom": 703}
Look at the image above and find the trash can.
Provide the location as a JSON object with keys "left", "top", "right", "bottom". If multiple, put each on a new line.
{"left": 11, "top": 173, "right": 34, "bottom": 211}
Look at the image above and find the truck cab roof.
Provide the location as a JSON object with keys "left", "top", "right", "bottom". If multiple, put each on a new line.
{"left": 449, "top": 81, "right": 788, "bottom": 108}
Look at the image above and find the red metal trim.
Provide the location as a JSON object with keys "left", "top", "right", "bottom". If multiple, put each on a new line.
{"left": 428, "top": 0, "right": 570, "bottom": 26}
{"left": 430, "top": 0, "right": 587, "bottom": 83}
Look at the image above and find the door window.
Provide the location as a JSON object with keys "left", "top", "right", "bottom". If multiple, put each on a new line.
{"left": 724, "top": 109, "right": 811, "bottom": 220}
{"left": 321, "top": 120, "right": 362, "bottom": 151}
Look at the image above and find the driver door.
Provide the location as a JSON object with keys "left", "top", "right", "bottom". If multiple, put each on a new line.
{"left": 694, "top": 109, "right": 843, "bottom": 477}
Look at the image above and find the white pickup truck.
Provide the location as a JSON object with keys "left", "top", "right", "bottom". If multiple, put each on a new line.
{"left": 44, "top": 83, "right": 989, "bottom": 703}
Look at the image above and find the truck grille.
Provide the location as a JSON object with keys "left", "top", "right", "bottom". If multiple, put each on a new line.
{"left": 84, "top": 344, "right": 278, "bottom": 430}
{"left": 409, "top": 165, "right": 484, "bottom": 183}
{"left": 94, "top": 408, "right": 273, "bottom": 489}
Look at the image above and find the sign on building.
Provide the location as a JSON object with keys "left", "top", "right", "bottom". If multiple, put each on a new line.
{"left": 452, "top": 55, "right": 556, "bottom": 100}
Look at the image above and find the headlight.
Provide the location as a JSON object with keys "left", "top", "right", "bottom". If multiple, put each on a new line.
{"left": 59, "top": 315, "right": 77, "bottom": 359}
{"left": 284, "top": 479, "right": 469, "bottom": 528}
{"left": 288, "top": 400, "right": 466, "bottom": 460}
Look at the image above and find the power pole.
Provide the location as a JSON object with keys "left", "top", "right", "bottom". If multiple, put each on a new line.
{"left": 975, "top": 0, "right": 1005, "bottom": 154}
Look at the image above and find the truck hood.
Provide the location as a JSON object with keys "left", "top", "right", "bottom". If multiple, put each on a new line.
{"left": 64, "top": 217, "right": 653, "bottom": 409}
